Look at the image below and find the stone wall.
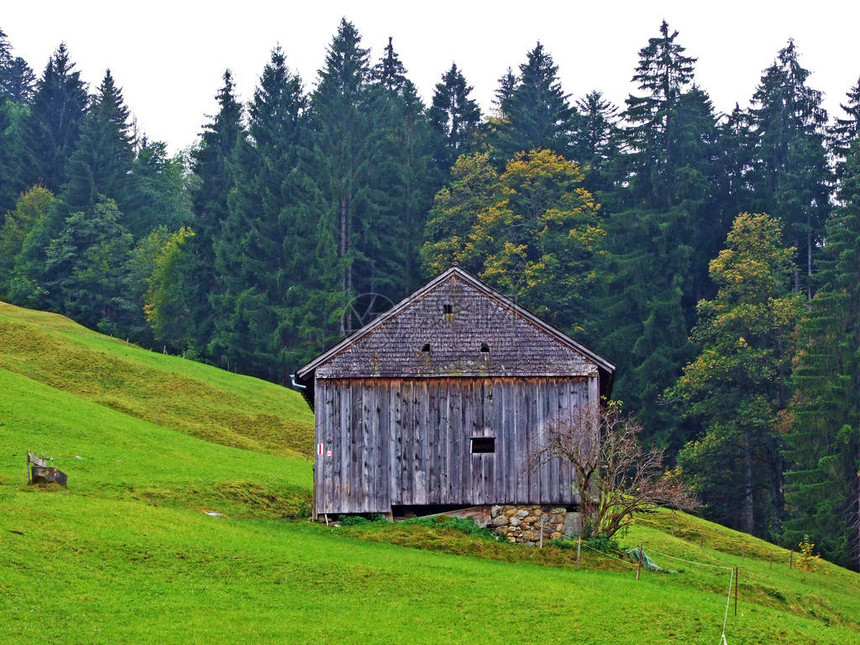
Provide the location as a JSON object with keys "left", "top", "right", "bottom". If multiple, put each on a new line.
{"left": 489, "top": 505, "right": 579, "bottom": 545}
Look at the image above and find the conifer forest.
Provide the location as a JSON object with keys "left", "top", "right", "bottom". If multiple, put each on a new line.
{"left": 1, "top": 19, "right": 858, "bottom": 570}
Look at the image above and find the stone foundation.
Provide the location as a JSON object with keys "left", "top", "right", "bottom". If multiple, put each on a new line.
{"left": 489, "top": 505, "right": 579, "bottom": 545}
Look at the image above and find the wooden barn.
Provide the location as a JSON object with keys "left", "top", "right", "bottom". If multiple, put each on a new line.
{"left": 295, "top": 266, "right": 615, "bottom": 519}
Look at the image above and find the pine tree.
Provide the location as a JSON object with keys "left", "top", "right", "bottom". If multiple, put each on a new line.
{"left": 209, "top": 47, "right": 309, "bottom": 380}
{"left": 599, "top": 22, "right": 721, "bottom": 447}
{"left": 0, "top": 28, "right": 35, "bottom": 212}
{"left": 747, "top": 40, "right": 830, "bottom": 299}
{"left": 368, "top": 37, "right": 438, "bottom": 295}
{"left": 570, "top": 90, "right": 621, "bottom": 195}
{"left": 785, "top": 141, "right": 860, "bottom": 570}
{"left": 23, "top": 43, "right": 88, "bottom": 193}
{"left": 670, "top": 213, "right": 802, "bottom": 536}
{"left": 172, "top": 70, "right": 244, "bottom": 357}
{"left": 0, "top": 28, "right": 35, "bottom": 103}
{"left": 308, "top": 19, "right": 391, "bottom": 337}
{"left": 427, "top": 63, "right": 481, "bottom": 172}
{"left": 63, "top": 70, "right": 138, "bottom": 224}
{"left": 829, "top": 78, "right": 860, "bottom": 180}
{"left": 490, "top": 42, "right": 575, "bottom": 162}
{"left": 42, "top": 197, "right": 135, "bottom": 333}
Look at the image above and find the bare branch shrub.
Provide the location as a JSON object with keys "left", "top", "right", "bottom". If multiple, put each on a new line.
{"left": 530, "top": 401, "right": 698, "bottom": 540}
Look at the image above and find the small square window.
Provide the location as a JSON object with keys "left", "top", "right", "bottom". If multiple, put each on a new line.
{"left": 443, "top": 303, "right": 453, "bottom": 315}
{"left": 471, "top": 437, "right": 495, "bottom": 454}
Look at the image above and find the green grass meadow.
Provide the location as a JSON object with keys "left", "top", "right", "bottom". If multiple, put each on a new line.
{"left": 1, "top": 303, "right": 858, "bottom": 643}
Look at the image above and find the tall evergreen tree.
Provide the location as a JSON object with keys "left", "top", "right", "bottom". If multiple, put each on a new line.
{"left": 829, "top": 78, "right": 860, "bottom": 180}
{"left": 570, "top": 90, "right": 621, "bottom": 195}
{"left": 0, "top": 28, "right": 35, "bottom": 103}
{"left": 599, "top": 22, "right": 722, "bottom": 447}
{"left": 623, "top": 20, "right": 697, "bottom": 208}
{"left": 23, "top": 43, "right": 88, "bottom": 193}
{"left": 368, "top": 37, "right": 438, "bottom": 295}
{"left": 427, "top": 63, "right": 481, "bottom": 172}
{"left": 63, "top": 70, "right": 138, "bottom": 224}
{"left": 490, "top": 42, "right": 575, "bottom": 162}
{"left": 785, "top": 141, "right": 860, "bottom": 570}
{"left": 670, "top": 213, "right": 802, "bottom": 536}
{"left": 41, "top": 196, "right": 135, "bottom": 333}
{"left": 747, "top": 40, "right": 830, "bottom": 298}
{"left": 308, "top": 19, "right": 418, "bottom": 336}
{"left": 0, "top": 29, "right": 35, "bottom": 212}
{"left": 172, "top": 70, "right": 244, "bottom": 356}
{"left": 209, "top": 47, "right": 310, "bottom": 380}
{"left": 716, "top": 104, "right": 756, "bottom": 223}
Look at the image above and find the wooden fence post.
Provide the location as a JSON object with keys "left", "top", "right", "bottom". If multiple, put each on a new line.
{"left": 734, "top": 567, "right": 738, "bottom": 617}
{"left": 576, "top": 538, "right": 581, "bottom": 568}
{"left": 636, "top": 545, "right": 642, "bottom": 581}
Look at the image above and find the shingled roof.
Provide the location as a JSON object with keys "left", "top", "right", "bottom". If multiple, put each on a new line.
{"left": 296, "top": 266, "right": 614, "bottom": 395}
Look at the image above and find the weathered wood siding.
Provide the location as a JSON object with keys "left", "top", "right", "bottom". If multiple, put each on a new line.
{"left": 314, "top": 376, "right": 597, "bottom": 515}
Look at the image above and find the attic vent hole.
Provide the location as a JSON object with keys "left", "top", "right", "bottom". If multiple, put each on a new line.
{"left": 421, "top": 343, "right": 431, "bottom": 352}
{"left": 471, "top": 437, "right": 495, "bottom": 454}
{"left": 480, "top": 342, "right": 490, "bottom": 353}
{"left": 443, "top": 303, "right": 453, "bottom": 315}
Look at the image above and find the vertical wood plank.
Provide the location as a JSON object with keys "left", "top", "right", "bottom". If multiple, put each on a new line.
{"left": 463, "top": 379, "right": 474, "bottom": 504}
{"left": 428, "top": 380, "right": 438, "bottom": 504}
{"left": 450, "top": 378, "right": 463, "bottom": 503}
{"left": 503, "top": 379, "right": 514, "bottom": 503}
{"left": 391, "top": 381, "right": 403, "bottom": 505}
{"left": 377, "top": 380, "right": 389, "bottom": 513}
{"left": 401, "top": 379, "right": 414, "bottom": 505}
{"left": 514, "top": 379, "right": 527, "bottom": 503}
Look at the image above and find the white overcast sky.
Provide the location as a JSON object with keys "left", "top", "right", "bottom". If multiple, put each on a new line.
{"left": 4, "top": 1, "right": 859, "bottom": 154}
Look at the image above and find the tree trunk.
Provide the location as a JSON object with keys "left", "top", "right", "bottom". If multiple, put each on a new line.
{"left": 743, "top": 428, "right": 755, "bottom": 534}
{"left": 807, "top": 218, "right": 813, "bottom": 302}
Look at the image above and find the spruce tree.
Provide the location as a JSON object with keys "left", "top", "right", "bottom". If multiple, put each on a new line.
{"left": 785, "top": 141, "right": 860, "bottom": 570}
{"left": 308, "top": 19, "right": 391, "bottom": 336}
{"left": 209, "top": 47, "right": 309, "bottom": 380}
{"left": 171, "top": 70, "right": 244, "bottom": 357}
{"left": 490, "top": 42, "right": 575, "bottom": 162}
{"left": 747, "top": 40, "right": 830, "bottom": 299}
{"left": 829, "top": 78, "right": 860, "bottom": 180}
{"left": 23, "top": 43, "right": 88, "bottom": 193}
{"left": 0, "top": 29, "right": 35, "bottom": 212}
{"left": 63, "top": 70, "right": 138, "bottom": 224}
{"left": 427, "top": 63, "right": 481, "bottom": 173}
{"left": 599, "top": 22, "right": 722, "bottom": 447}
{"left": 368, "top": 37, "right": 438, "bottom": 295}
{"left": 0, "top": 28, "right": 35, "bottom": 104}
{"left": 570, "top": 90, "right": 621, "bottom": 195}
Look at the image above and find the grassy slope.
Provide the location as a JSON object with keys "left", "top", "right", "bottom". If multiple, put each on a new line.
{"left": 1, "top": 304, "right": 858, "bottom": 644}
{"left": 0, "top": 302, "right": 314, "bottom": 458}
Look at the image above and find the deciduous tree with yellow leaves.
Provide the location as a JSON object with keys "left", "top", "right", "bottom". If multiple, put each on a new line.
{"left": 668, "top": 212, "right": 802, "bottom": 537}
{"left": 422, "top": 148, "right": 606, "bottom": 340}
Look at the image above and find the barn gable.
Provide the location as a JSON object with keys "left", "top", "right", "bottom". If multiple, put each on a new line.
{"left": 297, "top": 266, "right": 614, "bottom": 393}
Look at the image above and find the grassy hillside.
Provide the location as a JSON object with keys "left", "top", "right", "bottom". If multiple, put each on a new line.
{"left": 0, "top": 302, "right": 314, "bottom": 458}
{"left": 1, "top": 304, "right": 858, "bottom": 644}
